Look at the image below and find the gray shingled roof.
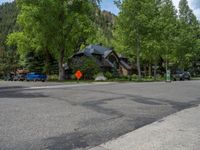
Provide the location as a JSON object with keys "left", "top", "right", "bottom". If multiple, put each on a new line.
{"left": 82, "top": 45, "right": 112, "bottom": 58}
{"left": 71, "top": 44, "right": 132, "bottom": 71}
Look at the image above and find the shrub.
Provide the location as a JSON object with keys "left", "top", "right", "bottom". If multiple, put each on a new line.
{"left": 131, "top": 74, "right": 138, "bottom": 80}
{"left": 104, "top": 71, "right": 113, "bottom": 79}
{"left": 47, "top": 74, "right": 58, "bottom": 81}
{"left": 70, "top": 56, "right": 101, "bottom": 80}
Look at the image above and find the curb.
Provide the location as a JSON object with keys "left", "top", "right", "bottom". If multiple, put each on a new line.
{"left": 89, "top": 105, "right": 200, "bottom": 150}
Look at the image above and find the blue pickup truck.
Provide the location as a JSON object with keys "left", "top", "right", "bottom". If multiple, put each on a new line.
{"left": 26, "top": 72, "right": 47, "bottom": 82}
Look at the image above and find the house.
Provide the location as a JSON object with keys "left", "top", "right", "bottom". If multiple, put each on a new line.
{"left": 68, "top": 44, "right": 132, "bottom": 76}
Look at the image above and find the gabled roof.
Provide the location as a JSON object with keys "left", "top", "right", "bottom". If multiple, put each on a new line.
{"left": 69, "top": 44, "right": 133, "bottom": 75}
{"left": 82, "top": 44, "right": 113, "bottom": 58}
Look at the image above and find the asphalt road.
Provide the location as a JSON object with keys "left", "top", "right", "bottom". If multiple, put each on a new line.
{"left": 0, "top": 81, "right": 200, "bottom": 150}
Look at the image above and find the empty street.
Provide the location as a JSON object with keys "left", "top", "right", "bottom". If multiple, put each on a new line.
{"left": 0, "top": 81, "right": 200, "bottom": 150}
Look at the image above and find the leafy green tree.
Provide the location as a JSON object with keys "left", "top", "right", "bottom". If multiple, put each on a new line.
{"left": 114, "top": 0, "right": 163, "bottom": 79}
{"left": 155, "top": 0, "right": 178, "bottom": 74}
{"left": 139, "top": 0, "right": 163, "bottom": 77}
{"left": 8, "top": 0, "right": 100, "bottom": 80}
{"left": 175, "top": 0, "right": 199, "bottom": 69}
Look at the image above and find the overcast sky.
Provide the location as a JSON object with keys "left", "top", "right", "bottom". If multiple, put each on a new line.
{"left": 0, "top": 0, "right": 199, "bottom": 20}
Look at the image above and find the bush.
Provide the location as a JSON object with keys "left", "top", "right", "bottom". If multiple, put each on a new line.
{"left": 70, "top": 57, "right": 101, "bottom": 80}
{"left": 131, "top": 74, "right": 138, "bottom": 80}
{"left": 47, "top": 74, "right": 58, "bottom": 81}
{"left": 104, "top": 71, "right": 113, "bottom": 79}
{"left": 70, "top": 74, "right": 76, "bottom": 80}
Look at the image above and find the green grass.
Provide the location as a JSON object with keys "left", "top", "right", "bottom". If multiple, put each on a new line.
{"left": 47, "top": 77, "right": 165, "bottom": 83}
{"left": 191, "top": 77, "right": 200, "bottom": 80}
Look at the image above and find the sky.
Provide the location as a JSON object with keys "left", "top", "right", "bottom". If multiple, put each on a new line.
{"left": 101, "top": 0, "right": 200, "bottom": 20}
{"left": 0, "top": 0, "right": 12, "bottom": 4}
{"left": 0, "top": 0, "right": 199, "bottom": 20}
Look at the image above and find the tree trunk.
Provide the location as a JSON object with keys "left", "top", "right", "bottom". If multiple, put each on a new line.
{"left": 153, "top": 63, "right": 157, "bottom": 81}
{"left": 58, "top": 48, "right": 65, "bottom": 81}
{"left": 58, "top": 3, "right": 66, "bottom": 81}
{"left": 144, "top": 65, "right": 147, "bottom": 77}
{"left": 136, "top": 34, "right": 141, "bottom": 80}
{"left": 44, "top": 48, "right": 50, "bottom": 76}
{"left": 148, "top": 63, "right": 152, "bottom": 77}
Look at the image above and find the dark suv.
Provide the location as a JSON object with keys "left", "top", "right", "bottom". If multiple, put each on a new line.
{"left": 172, "top": 70, "right": 191, "bottom": 81}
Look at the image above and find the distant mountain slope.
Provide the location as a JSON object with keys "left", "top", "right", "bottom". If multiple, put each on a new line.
{"left": 96, "top": 9, "right": 116, "bottom": 40}
{"left": 0, "top": 1, "right": 18, "bottom": 50}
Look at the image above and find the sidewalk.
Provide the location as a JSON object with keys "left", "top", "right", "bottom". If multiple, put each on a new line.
{"left": 90, "top": 105, "right": 200, "bottom": 150}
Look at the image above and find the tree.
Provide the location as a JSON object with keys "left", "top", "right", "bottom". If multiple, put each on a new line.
{"left": 114, "top": 0, "right": 162, "bottom": 80}
{"left": 139, "top": 0, "right": 163, "bottom": 78}
{"left": 0, "top": 1, "right": 18, "bottom": 49}
{"left": 175, "top": 0, "right": 199, "bottom": 69}
{"left": 0, "top": 1, "right": 19, "bottom": 76}
{"left": 8, "top": 0, "right": 100, "bottom": 80}
{"left": 155, "top": 0, "right": 178, "bottom": 74}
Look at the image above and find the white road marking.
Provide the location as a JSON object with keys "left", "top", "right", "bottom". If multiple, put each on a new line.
{"left": 26, "top": 82, "right": 114, "bottom": 90}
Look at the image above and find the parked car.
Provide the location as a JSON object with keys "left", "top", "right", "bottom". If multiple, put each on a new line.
{"left": 13, "top": 74, "right": 26, "bottom": 81}
{"left": 26, "top": 72, "right": 47, "bottom": 82}
{"left": 172, "top": 70, "right": 191, "bottom": 81}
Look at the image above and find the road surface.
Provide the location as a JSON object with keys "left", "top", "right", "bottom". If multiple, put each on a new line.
{"left": 0, "top": 81, "right": 200, "bottom": 150}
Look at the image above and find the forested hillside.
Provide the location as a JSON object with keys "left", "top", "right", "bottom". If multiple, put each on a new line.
{"left": 94, "top": 10, "right": 116, "bottom": 46}
{"left": 0, "top": 1, "right": 18, "bottom": 49}
{"left": 0, "top": 1, "right": 19, "bottom": 77}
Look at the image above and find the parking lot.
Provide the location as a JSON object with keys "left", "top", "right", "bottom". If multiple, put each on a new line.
{"left": 0, "top": 80, "right": 200, "bottom": 150}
